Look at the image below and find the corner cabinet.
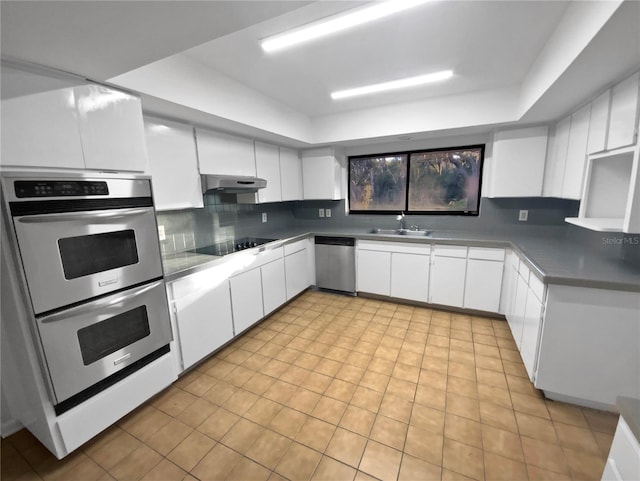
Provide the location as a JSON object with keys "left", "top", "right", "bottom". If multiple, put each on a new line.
{"left": 144, "top": 117, "right": 203, "bottom": 211}
{"left": 486, "top": 126, "right": 549, "bottom": 198}
{"left": 301, "top": 147, "right": 344, "bottom": 200}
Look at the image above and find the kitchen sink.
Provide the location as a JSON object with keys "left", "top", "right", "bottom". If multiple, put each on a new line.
{"left": 369, "top": 228, "right": 431, "bottom": 236}
{"left": 399, "top": 229, "right": 431, "bottom": 236}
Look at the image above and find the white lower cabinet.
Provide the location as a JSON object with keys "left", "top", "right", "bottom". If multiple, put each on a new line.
{"left": 357, "top": 249, "right": 391, "bottom": 296}
{"left": 169, "top": 269, "right": 234, "bottom": 372}
{"left": 429, "top": 246, "right": 467, "bottom": 307}
{"left": 262, "top": 258, "right": 286, "bottom": 315}
{"left": 520, "top": 287, "right": 543, "bottom": 380}
{"left": 463, "top": 256, "right": 504, "bottom": 312}
{"left": 285, "top": 248, "right": 309, "bottom": 300}
{"left": 602, "top": 416, "right": 640, "bottom": 481}
{"left": 510, "top": 269, "right": 529, "bottom": 349}
{"left": 391, "top": 252, "right": 430, "bottom": 302}
{"left": 230, "top": 268, "right": 264, "bottom": 334}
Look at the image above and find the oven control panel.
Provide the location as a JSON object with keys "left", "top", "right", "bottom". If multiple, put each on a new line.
{"left": 14, "top": 181, "right": 109, "bottom": 198}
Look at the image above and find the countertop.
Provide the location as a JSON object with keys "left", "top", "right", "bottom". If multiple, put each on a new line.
{"left": 618, "top": 396, "right": 640, "bottom": 443}
{"left": 162, "top": 227, "right": 640, "bottom": 292}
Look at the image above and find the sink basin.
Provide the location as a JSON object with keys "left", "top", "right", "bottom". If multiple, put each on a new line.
{"left": 399, "top": 229, "right": 431, "bottom": 237}
{"left": 369, "top": 228, "right": 431, "bottom": 236}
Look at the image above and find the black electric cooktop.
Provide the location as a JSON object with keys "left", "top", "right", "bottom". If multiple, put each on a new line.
{"left": 192, "top": 237, "right": 276, "bottom": 257}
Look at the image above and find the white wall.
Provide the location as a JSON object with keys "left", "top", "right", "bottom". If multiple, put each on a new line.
{"left": 109, "top": 54, "right": 314, "bottom": 144}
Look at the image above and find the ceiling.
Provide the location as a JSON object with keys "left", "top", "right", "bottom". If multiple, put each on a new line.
{"left": 183, "top": 1, "right": 568, "bottom": 117}
{"left": 1, "top": 1, "right": 639, "bottom": 148}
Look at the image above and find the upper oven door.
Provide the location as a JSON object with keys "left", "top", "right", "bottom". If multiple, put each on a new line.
{"left": 13, "top": 206, "right": 163, "bottom": 314}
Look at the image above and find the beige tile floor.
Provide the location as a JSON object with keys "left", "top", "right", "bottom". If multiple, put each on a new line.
{"left": 2, "top": 290, "right": 619, "bottom": 481}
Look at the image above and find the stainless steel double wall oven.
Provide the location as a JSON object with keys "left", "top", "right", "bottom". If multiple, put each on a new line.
{"left": 2, "top": 172, "right": 172, "bottom": 414}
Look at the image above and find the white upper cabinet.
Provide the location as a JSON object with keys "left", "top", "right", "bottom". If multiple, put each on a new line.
{"left": 1, "top": 66, "right": 146, "bottom": 172}
{"left": 587, "top": 90, "right": 611, "bottom": 154}
{"left": 255, "top": 142, "right": 282, "bottom": 203}
{"left": 301, "top": 147, "right": 344, "bottom": 200}
{"left": 486, "top": 126, "right": 549, "bottom": 197}
{"left": 562, "top": 103, "right": 592, "bottom": 200}
{"left": 144, "top": 117, "right": 203, "bottom": 210}
{"left": 196, "top": 128, "right": 256, "bottom": 176}
{"left": 543, "top": 116, "right": 571, "bottom": 198}
{"left": 607, "top": 71, "right": 640, "bottom": 150}
{"left": 75, "top": 85, "right": 147, "bottom": 172}
{"left": 1, "top": 83, "right": 85, "bottom": 169}
{"left": 280, "top": 147, "right": 303, "bottom": 201}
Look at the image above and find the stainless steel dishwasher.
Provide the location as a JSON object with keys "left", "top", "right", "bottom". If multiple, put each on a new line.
{"left": 315, "top": 236, "right": 356, "bottom": 294}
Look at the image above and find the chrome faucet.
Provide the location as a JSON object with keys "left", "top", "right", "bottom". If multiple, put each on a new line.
{"left": 410, "top": 224, "right": 420, "bottom": 231}
{"left": 397, "top": 212, "right": 405, "bottom": 230}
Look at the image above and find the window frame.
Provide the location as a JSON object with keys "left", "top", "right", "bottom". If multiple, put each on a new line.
{"left": 348, "top": 144, "right": 485, "bottom": 216}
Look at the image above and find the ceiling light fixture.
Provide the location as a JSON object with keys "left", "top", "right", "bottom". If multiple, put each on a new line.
{"left": 331, "top": 70, "right": 454, "bottom": 100}
{"left": 261, "top": 0, "right": 432, "bottom": 53}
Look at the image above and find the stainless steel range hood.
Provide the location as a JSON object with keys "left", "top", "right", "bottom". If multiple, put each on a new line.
{"left": 202, "top": 175, "right": 267, "bottom": 194}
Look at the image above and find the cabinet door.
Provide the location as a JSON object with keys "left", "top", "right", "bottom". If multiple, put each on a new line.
{"left": 172, "top": 279, "right": 233, "bottom": 371}
{"left": 280, "top": 147, "right": 303, "bottom": 201}
{"left": 607, "top": 72, "right": 640, "bottom": 150}
{"left": 390, "top": 253, "right": 429, "bottom": 302}
{"left": 230, "top": 268, "right": 264, "bottom": 334}
{"left": 489, "top": 127, "right": 548, "bottom": 197}
{"left": 509, "top": 272, "right": 528, "bottom": 349}
{"left": 587, "top": 90, "right": 611, "bottom": 154}
{"left": 562, "top": 104, "right": 592, "bottom": 200}
{"left": 429, "top": 256, "right": 466, "bottom": 307}
{"left": 144, "top": 117, "right": 203, "bottom": 210}
{"left": 255, "top": 142, "right": 282, "bottom": 203}
{"left": 543, "top": 117, "right": 570, "bottom": 198}
{"left": 1, "top": 85, "right": 85, "bottom": 169}
{"left": 302, "top": 154, "right": 341, "bottom": 200}
{"left": 357, "top": 250, "right": 391, "bottom": 296}
{"left": 75, "top": 85, "right": 147, "bottom": 172}
{"left": 520, "top": 288, "right": 543, "bottom": 381}
{"left": 262, "top": 258, "right": 286, "bottom": 315}
{"left": 464, "top": 259, "right": 503, "bottom": 313}
{"left": 285, "top": 249, "right": 308, "bottom": 300}
{"left": 196, "top": 129, "right": 256, "bottom": 176}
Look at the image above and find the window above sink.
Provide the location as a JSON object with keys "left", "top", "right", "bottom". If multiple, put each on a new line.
{"left": 348, "top": 144, "right": 485, "bottom": 216}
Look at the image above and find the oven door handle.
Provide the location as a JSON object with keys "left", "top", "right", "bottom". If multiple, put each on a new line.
{"left": 40, "top": 280, "right": 163, "bottom": 323}
{"left": 17, "top": 208, "right": 150, "bottom": 223}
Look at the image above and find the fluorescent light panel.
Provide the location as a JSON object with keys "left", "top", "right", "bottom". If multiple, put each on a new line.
{"left": 261, "top": 0, "right": 432, "bottom": 53}
{"left": 331, "top": 70, "right": 454, "bottom": 99}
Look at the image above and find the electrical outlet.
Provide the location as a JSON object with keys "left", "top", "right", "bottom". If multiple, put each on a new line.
{"left": 325, "top": 208, "right": 332, "bottom": 218}
{"left": 262, "top": 212, "right": 268, "bottom": 223}
{"left": 519, "top": 210, "right": 528, "bottom": 222}
{"left": 157, "top": 225, "right": 166, "bottom": 241}
{"left": 319, "top": 208, "right": 325, "bottom": 218}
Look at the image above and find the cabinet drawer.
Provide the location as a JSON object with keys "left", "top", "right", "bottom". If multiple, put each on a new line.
{"left": 284, "top": 238, "right": 307, "bottom": 256}
{"left": 250, "top": 246, "right": 284, "bottom": 269}
{"left": 357, "top": 240, "right": 393, "bottom": 252}
{"left": 468, "top": 247, "right": 505, "bottom": 261}
{"left": 433, "top": 245, "right": 467, "bottom": 258}
{"left": 528, "top": 272, "right": 545, "bottom": 302}
{"left": 608, "top": 417, "right": 640, "bottom": 481}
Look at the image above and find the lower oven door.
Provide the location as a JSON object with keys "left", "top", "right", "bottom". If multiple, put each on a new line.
{"left": 36, "top": 280, "right": 173, "bottom": 405}
{"left": 13, "top": 206, "right": 163, "bottom": 315}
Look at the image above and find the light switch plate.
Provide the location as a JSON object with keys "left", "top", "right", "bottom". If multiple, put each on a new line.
{"left": 157, "top": 225, "right": 166, "bottom": 241}
{"left": 325, "top": 208, "right": 332, "bottom": 218}
{"left": 519, "top": 210, "right": 528, "bottom": 221}
{"left": 319, "top": 208, "right": 325, "bottom": 218}
{"left": 262, "top": 212, "right": 268, "bottom": 223}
